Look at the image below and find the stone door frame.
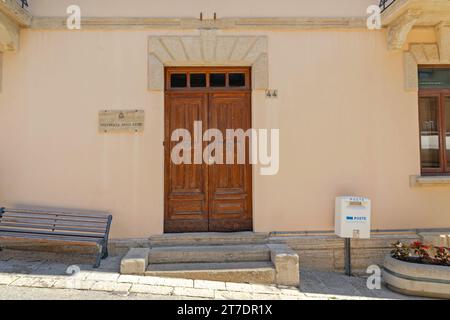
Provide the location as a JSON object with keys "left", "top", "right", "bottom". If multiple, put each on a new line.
{"left": 147, "top": 30, "right": 268, "bottom": 91}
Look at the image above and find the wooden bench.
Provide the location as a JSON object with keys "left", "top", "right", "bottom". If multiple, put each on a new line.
{"left": 0, "top": 207, "right": 112, "bottom": 268}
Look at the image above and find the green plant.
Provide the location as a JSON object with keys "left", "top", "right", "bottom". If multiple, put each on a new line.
{"left": 434, "top": 247, "right": 450, "bottom": 266}
{"left": 390, "top": 241, "right": 450, "bottom": 266}
{"left": 390, "top": 241, "right": 410, "bottom": 260}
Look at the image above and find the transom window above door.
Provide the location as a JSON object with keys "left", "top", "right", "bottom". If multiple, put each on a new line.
{"left": 166, "top": 67, "right": 250, "bottom": 90}
{"left": 418, "top": 66, "right": 450, "bottom": 175}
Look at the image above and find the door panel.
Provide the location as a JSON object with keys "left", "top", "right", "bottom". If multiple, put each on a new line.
{"left": 164, "top": 67, "right": 252, "bottom": 233}
{"left": 208, "top": 92, "right": 252, "bottom": 232}
{"left": 164, "top": 93, "right": 209, "bottom": 233}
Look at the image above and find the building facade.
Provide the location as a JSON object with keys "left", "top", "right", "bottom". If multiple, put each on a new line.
{"left": 0, "top": 0, "right": 449, "bottom": 257}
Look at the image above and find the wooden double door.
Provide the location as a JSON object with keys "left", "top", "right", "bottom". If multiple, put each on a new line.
{"left": 164, "top": 67, "right": 253, "bottom": 233}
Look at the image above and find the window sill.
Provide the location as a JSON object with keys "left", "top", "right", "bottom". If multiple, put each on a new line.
{"left": 410, "top": 175, "right": 450, "bottom": 187}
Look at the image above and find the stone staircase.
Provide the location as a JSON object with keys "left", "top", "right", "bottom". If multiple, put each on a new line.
{"left": 120, "top": 233, "right": 300, "bottom": 287}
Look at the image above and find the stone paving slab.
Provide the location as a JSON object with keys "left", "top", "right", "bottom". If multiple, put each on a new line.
{"left": 0, "top": 274, "right": 19, "bottom": 285}
{"left": 30, "top": 278, "right": 57, "bottom": 289}
{"left": 90, "top": 281, "right": 121, "bottom": 292}
{"left": 139, "top": 276, "right": 194, "bottom": 288}
{"left": 52, "top": 279, "right": 96, "bottom": 290}
{"left": 0, "top": 249, "right": 426, "bottom": 300}
{"left": 194, "top": 279, "right": 227, "bottom": 290}
{"left": 173, "top": 287, "right": 215, "bottom": 299}
{"left": 129, "top": 284, "right": 174, "bottom": 295}
{"left": 85, "top": 272, "right": 120, "bottom": 282}
{"left": 117, "top": 275, "right": 141, "bottom": 283}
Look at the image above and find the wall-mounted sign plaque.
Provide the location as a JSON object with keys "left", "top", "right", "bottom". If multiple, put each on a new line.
{"left": 99, "top": 110, "right": 145, "bottom": 133}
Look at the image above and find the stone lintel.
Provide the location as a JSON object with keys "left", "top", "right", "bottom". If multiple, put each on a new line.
{"left": 148, "top": 32, "right": 269, "bottom": 91}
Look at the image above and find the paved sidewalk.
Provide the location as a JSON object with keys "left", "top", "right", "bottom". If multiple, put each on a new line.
{"left": 0, "top": 250, "right": 421, "bottom": 300}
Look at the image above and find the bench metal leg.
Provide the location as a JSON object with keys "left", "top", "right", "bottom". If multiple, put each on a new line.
{"left": 93, "top": 245, "right": 103, "bottom": 269}
{"left": 93, "top": 243, "right": 108, "bottom": 268}
{"left": 101, "top": 246, "right": 108, "bottom": 259}
{"left": 94, "top": 254, "right": 102, "bottom": 268}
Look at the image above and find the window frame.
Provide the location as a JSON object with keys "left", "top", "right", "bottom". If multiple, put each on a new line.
{"left": 418, "top": 65, "right": 450, "bottom": 175}
{"left": 165, "top": 67, "right": 251, "bottom": 91}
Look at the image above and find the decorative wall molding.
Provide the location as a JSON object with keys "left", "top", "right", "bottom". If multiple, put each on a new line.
{"left": 0, "top": 52, "right": 3, "bottom": 92}
{"left": 409, "top": 43, "right": 441, "bottom": 64}
{"left": 0, "top": 0, "right": 32, "bottom": 27}
{"left": 436, "top": 23, "right": 450, "bottom": 62}
{"left": 402, "top": 22, "right": 450, "bottom": 92}
{"left": 0, "top": 0, "right": 28, "bottom": 93}
{"left": 403, "top": 51, "right": 418, "bottom": 92}
{"left": 0, "top": 10, "right": 19, "bottom": 52}
{"left": 148, "top": 30, "right": 268, "bottom": 91}
{"left": 30, "top": 17, "right": 366, "bottom": 31}
{"left": 387, "top": 9, "right": 422, "bottom": 50}
{"left": 382, "top": 0, "right": 450, "bottom": 51}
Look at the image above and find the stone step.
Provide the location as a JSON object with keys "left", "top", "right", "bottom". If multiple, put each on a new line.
{"left": 148, "top": 244, "right": 270, "bottom": 264}
{"left": 121, "top": 243, "right": 300, "bottom": 287}
{"left": 145, "top": 261, "right": 276, "bottom": 284}
{"left": 149, "top": 232, "right": 269, "bottom": 247}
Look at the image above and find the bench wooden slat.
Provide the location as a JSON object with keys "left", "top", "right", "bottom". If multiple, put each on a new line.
{"left": 1, "top": 212, "right": 109, "bottom": 223}
{"left": 0, "top": 222, "right": 106, "bottom": 234}
{"left": 4, "top": 208, "right": 110, "bottom": 219}
{"left": 0, "top": 232, "right": 103, "bottom": 244}
{"left": 0, "top": 216, "right": 109, "bottom": 228}
{"left": 0, "top": 227, "right": 105, "bottom": 239}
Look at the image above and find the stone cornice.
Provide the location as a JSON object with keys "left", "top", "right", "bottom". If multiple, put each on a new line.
{"left": 382, "top": 0, "right": 450, "bottom": 27}
{"left": 381, "top": 0, "right": 450, "bottom": 50}
{"left": 30, "top": 16, "right": 367, "bottom": 31}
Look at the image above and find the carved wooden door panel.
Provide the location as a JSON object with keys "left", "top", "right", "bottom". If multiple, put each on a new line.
{"left": 208, "top": 92, "right": 252, "bottom": 232}
{"left": 164, "top": 67, "right": 252, "bottom": 233}
{"left": 164, "top": 92, "right": 209, "bottom": 232}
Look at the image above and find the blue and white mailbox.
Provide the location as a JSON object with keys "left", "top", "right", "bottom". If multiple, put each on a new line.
{"left": 335, "top": 196, "right": 371, "bottom": 239}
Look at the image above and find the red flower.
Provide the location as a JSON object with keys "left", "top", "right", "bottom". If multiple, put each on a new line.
{"left": 411, "top": 241, "right": 422, "bottom": 248}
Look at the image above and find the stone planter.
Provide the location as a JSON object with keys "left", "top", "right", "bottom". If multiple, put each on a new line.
{"left": 383, "top": 255, "right": 450, "bottom": 299}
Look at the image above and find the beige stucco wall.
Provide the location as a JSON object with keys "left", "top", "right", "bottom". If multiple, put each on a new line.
{"left": 0, "top": 26, "right": 449, "bottom": 238}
